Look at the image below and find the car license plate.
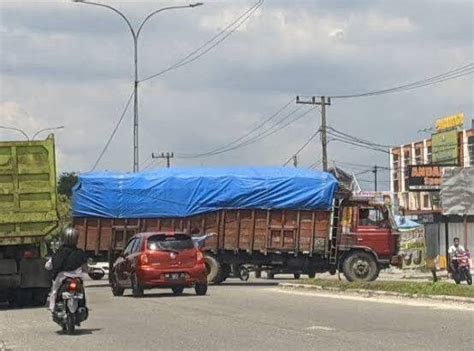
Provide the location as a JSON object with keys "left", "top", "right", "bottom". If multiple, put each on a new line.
{"left": 165, "top": 273, "right": 185, "bottom": 280}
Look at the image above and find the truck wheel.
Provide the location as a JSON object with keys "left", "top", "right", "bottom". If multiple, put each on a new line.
{"left": 205, "top": 255, "right": 221, "bottom": 284}
{"left": 307, "top": 271, "right": 316, "bottom": 279}
{"left": 267, "top": 272, "right": 275, "bottom": 279}
{"left": 293, "top": 273, "right": 301, "bottom": 279}
{"left": 32, "top": 288, "right": 49, "bottom": 306}
{"left": 254, "top": 268, "right": 262, "bottom": 279}
{"left": 342, "top": 251, "right": 379, "bottom": 282}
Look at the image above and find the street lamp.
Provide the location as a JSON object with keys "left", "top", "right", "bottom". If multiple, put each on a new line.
{"left": 72, "top": 0, "right": 203, "bottom": 172}
{"left": 0, "top": 126, "right": 30, "bottom": 140}
{"left": 0, "top": 125, "right": 65, "bottom": 141}
{"left": 32, "top": 126, "right": 65, "bottom": 140}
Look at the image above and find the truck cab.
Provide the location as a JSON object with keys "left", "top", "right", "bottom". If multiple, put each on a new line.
{"left": 336, "top": 194, "right": 401, "bottom": 281}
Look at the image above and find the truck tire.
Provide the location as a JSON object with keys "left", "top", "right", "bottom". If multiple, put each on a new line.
{"left": 205, "top": 255, "right": 221, "bottom": 284}
{"left": 88, "top": 271, "right": 105, "bottom": 281}
{"left": 342, "top": 251, "right": 379, "bottom": 282}
{"left": 32, "top": 288, "right": 49, "bottom": 306}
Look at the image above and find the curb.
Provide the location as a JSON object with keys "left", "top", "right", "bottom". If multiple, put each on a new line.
{"left": 278, "top": 283, "right": 474, "bottom": 304}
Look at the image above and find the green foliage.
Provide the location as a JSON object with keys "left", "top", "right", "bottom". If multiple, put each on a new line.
{"left": 51, "top": 194, "right": 72, "bottom": 238}
{"left": 299, "top": 278, "right": 474, "bottom": 298}
{"left": 58, "top": 172, "right": 78, "bottom": 198}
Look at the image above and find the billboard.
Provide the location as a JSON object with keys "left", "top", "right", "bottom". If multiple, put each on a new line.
{"left": 432, "top": 129, "right": 458, "bottom": 165}
{"left": 435, "top": 112, "right": 464, "bottom": 132}
{"left": 399, "top": 226, "right": 426, "bottom": 269}
{"left": 408, "top": 165, "right": 442, "bottom": 191}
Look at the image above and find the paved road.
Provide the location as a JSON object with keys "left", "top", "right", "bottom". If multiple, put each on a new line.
{"left": 1, "top": 278, "right": 473, "bottom": 351}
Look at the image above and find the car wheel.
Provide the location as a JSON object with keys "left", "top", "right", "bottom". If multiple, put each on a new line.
{"left": 172, "top": 286, "right": 185, "bottom": 295}
{"left": 131, "top": 274, "right": 144, "bottom": 297}
{"left": 342, "top": 251, "right": 379, "bottom": 282}
{"left": 111, "top": 274, "right": 125, "bottom": 296}
{"left": 195, "top": 284, "right": 208, "bottom": 296}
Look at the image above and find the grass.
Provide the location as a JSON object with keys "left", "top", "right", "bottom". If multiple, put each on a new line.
{"left": 297, "top": 278, "right": 474, "bottom": 298}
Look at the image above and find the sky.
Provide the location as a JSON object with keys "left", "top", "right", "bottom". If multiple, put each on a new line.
{"left": 0, "top": 0, "right": 473, "bottom": 190}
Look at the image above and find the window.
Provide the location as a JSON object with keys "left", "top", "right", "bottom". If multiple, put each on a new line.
{"left": 131, "top": 238, "right": 142, "bottom": 254}
{"left": 359, "top": 207, "right": 389, "bottom": 228}
{"left": 427, "top": 146, "right": 432, "bottom": 164}
{"left": 147, "top": 234, "right": 194, "bottom": 251}
{"left": 415, "top": 148, "right": 422, "bottom": 165}
{"left": 123, "top": 239, "right": 136, "bottom": 256}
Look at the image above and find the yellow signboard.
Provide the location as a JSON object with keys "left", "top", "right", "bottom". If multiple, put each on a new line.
{"left": 435, "top": 112, "right": 464, "bottom": 132}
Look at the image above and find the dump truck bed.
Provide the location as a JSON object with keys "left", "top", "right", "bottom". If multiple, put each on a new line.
{"left": 0, "top": 135, "right": 58, "bottom": 245}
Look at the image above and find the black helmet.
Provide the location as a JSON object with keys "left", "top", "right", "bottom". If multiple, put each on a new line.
{"left": 62, "top": 228, "right": 79, "bottom": 246}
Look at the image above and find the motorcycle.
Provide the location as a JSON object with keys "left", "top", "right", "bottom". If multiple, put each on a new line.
{"left": 451, "top": 251, "right": 472, "bottom": 285}
{"left": 52, "top": 277, "right": 89, "bottom": 334}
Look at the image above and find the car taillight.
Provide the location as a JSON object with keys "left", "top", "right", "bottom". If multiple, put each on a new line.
{"left": 23, "top": 248, "right": 39, "bottom": 258}
{"left": 68, "top": 280, "right": 78, "bottom": 293}
{"left": 196, "top": 251, "right": 204, "bottom": 264}
{"left": 140, "top": 253, "right": 149, "bottom": 265}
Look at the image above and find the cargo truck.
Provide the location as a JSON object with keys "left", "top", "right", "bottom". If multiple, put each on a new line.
{"left": 0, "top": 135, "right": 58, "bottom": 306}
{"left": 72, "top": 168, "right": 402, "bottom": 283}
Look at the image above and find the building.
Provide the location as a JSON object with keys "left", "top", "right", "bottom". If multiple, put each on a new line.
{"left": 389, "top": 127, "right": 474, "bottom": 213}
{"left": 389, "top": 113, "right": 474, "bottom": 268}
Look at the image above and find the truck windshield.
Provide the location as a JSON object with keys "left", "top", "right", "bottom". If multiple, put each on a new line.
{"left": 147, "top": 234, "right": 194, "bottom": 251}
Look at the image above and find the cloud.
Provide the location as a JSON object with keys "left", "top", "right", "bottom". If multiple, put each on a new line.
{"left": 0, "top": 0, "right": 472, "bottom": 191}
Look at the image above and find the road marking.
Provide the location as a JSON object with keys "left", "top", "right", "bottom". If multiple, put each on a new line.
{"left": 306, "top": 325, "right": 335, "bottom": 331}
{"left": 272, "top": 288, "right": 474, "bottom": 312}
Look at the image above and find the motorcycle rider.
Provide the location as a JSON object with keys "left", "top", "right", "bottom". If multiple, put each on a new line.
{"left": 45, "top": 228, "right": 87, "bottom": 312}
{"left": 448, "top": 237, "right": 466, "bottom": 273}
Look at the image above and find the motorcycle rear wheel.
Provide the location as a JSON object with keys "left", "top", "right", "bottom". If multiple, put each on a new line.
{"left": 465, "top": 271, "right": 472, "bottom": 285}
{"left": 65, "top": 313, "right": 76, "bottom": 335}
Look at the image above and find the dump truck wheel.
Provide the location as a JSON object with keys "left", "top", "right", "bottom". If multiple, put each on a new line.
{"left": 205, "top": 255, "right": 221, "bottom": 283}
{"left": 342, "top": 251, "right": 379, "bottom": 282}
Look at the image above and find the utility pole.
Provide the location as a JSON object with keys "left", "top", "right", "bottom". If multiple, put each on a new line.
{"left": 372, "top": 165, "right": 378, "bottom": 192}
{"left": 152, "top": 152, "right": 174, "bottom": 168}
{"left": 73, "top": 1, "right": 203, "bottom": 172}
{"left": 296, "top": 96, "right": 331, "bottom": 171}
{"left": 292, "top": 155, "right": 298, "bottom": 168}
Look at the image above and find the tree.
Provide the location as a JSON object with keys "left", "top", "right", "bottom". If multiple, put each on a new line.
{"left": 58, "top": 172, "right": 78, "bottom": 198}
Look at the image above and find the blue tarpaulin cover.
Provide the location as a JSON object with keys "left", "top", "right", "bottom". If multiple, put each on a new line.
{"left": 72, "top": 167, "right": 338, "bottom": 218}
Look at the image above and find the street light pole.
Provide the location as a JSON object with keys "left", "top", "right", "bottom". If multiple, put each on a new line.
{"left": 0, "top": 125, "right": 65, "bottom": 141}
{"left": 73, "top": 1, "right": 203, "bottom": 172}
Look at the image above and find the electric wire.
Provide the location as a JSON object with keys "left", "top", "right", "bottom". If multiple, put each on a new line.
{"left": 90, "top": 89, "right": 135, "bottom": 171}
{"left": 282, "top": 130, "right": 320, "bottom": 166}
{"left": 140, "top": 0, "right": 264, "bottom": 83}
{"left": 330, "top": 63, "right": 473, "bottom": 99}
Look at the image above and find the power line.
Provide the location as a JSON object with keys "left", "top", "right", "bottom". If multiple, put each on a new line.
{"left": 308, "top": 159, "right": 322, "bottom": 169}
{"left": 177, "top": 105, "right": 314, "bottom": 159}
{"left": 140, "top": 0, "right": 264, "bottom": 83}
{"left": 178, "top": 97, "right": 294, "bottom": 158}
{"left": 330, "top": 63, "right": 473, "bottom": 99}
{"left": 328, "top": 135, "right": 390, "bottom": 154}
{"left": 327, "top": 126, "right": 394, "bottom": 148}
{"left": 90, "top": 89, "right": 135, "bottom": 171}
{"left": 282, "top": 130, "right": 320, "bottom": 166}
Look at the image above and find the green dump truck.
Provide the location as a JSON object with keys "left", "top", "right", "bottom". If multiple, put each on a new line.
{"left": 0, "top": 135, "right": 58, "bottom": 306}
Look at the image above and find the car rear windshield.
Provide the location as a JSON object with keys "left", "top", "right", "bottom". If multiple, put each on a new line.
{"left": 147, "top": 234, "right": 194, "bottom": 251}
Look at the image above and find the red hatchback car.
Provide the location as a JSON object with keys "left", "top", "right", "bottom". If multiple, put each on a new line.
{"left": 110, "top": 232, "right": 208, "bottom": 297}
